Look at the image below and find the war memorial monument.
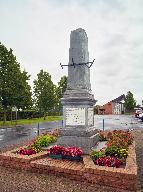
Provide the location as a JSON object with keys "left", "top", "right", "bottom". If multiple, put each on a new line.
{"left": 58, "top": 28, "right": 99, "bottom": 154}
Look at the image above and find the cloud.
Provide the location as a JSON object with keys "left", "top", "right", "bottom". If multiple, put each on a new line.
{"left": 0, "top": 0, "right": 143, "bottom": 105}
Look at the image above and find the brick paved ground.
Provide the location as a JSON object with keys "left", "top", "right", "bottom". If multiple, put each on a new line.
{"left": 0, "top": 129, "right": 142, "bottom": 192}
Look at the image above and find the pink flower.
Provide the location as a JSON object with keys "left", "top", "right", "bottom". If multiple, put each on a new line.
{"left": 48, "top": 146, "right": 83, "bottom": 157}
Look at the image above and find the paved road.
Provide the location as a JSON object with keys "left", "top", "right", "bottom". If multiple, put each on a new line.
{"left": 0, "top": 115, "right": 142, "bottom": 148}
{"left": 0, "top": 120, "right": 62, "bottom": 148}
{"left": 95, "top": 115, "right": 143, "bottom": 130}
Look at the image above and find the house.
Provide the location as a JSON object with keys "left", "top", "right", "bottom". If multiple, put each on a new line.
{"left": 98, "top": 95, "right": 125, "bottom": 115}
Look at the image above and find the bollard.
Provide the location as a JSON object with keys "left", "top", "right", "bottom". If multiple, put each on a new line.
{"left": 37, "top": 122, "right": 40, "bottom": 136}
{"left": 103, "top": 119, "right": 105, "bottom": 131}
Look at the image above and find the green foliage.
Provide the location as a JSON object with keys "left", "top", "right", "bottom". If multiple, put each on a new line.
{"left": 124, "top": 91, "right": 136, "bottom": 111}
{"left": 94, "top": 105, "right": 101, "bottom": 115}
{"left": 118, "top": 149, "right": 128, "bottom": 159}
{"left": 0, "top": 109, "right": 42, "bottom": 121}
{"left": 107, "top": 136, "right": 128, "bottom": 150}
{"left": 105, "top": 145, "right": 119, "bottom": 157}
{"left": 57, "top": 76, "right": 67, "bottom": 97}
{"left": 36, "top": 134, "right": 57, "bottom": 146}
{"left": 107, "top": 130, "right": 133, "bottom": 149}
{"left": 31, "top": 134, "right": 57, "bottom": 152}
{"left": 91, "top": 131, "right": 132, "bottom": 166}
{"left": 0, "top": 42, "right": 32, "bottom": 123}
{"left": 105, "top": 131, "right": 132, "bottom": 160}
{"left": 33, "top": 70, "right": 55, "bottom": 119}
{"left": 55, "top": 76, "right": 67, "bottom": 114}
{"left": 0, "top": 116, "right": 62, "bottom": 127}
{"left": 105, "top": 146, "right": 128, "bottom": 160}
{"left": 90, "top": 150, "right": 106, "bottom": 160}
{"left": 15, "top": 70, "right": 32, "bottom": 109}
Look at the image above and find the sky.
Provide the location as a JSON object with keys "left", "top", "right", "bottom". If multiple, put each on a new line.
{"left": 0, "top": 0, "right": 143, "bottom": 105}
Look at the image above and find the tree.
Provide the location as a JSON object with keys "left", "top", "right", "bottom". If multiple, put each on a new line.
{"left": 0, "top": 42, "right": 32, "bottom": 123}
{"left": 124, "top": 91, "right": 136, "bottom": 112}
{"left": 33, "top": 70, "right": 55, "bottom": 119}
{"left": 55, "top": 76, "right": 67, "bottom": 113}
{"left": 94, "top": 105, "right": 101, "bottom": 114}
{"left": 57, "top": 76, "right": 67, "bottom": 98}
{"left": 14, "top": 70, "right": 32, "bottom": 109}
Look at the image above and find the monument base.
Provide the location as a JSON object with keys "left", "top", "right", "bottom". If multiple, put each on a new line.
{"left": 57, "top": 128, "right": 99, "bottom": 154}
{"left": 59, "top": 88, "right": 99, "bottom": 154}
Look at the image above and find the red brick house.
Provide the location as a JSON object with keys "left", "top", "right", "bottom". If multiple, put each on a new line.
{"left": 98, "top": 95, "right": 125, "bottom": 115}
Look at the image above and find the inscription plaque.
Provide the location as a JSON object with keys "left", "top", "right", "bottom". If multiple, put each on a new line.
{"left": 88, "top": 108, "right": 94, "bottom": 126}
{"left": 66, "top": 107, "right": 85, "bottom": 126}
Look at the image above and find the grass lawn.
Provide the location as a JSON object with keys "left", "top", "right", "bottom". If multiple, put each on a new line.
{"left": 0, "top": 116, "right": 63, "bottom": 127}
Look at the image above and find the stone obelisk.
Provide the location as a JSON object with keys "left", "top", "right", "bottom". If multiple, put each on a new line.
{"left": 58, "top": 28, "right": 99, "bottom": 154}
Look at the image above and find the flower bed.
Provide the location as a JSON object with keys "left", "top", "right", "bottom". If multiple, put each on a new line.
{"left": 0, "top": 146, "right": 48, "bottom": 171}
{"left": 0, "top": 130, "right": 59, "bottom": 170}
{"left": 83, "top": 141, "right": 137, "bottom": 191}
{"left": 30, "top": 140, "right": 137, "bottom": 191}
{"left": 91, "top": 130, "right": 133, "bottom": 168}
{"left": 48, "top": 145, "right": 83, "bottom": 162}
{"left": 0, "top": 132, "right": 137, "bottom": 191}
{"left": 29, "top": 133, "right": 57, "bottom": 153}
{"left": 15, "top": 133, "right": 57, "bottom": 156}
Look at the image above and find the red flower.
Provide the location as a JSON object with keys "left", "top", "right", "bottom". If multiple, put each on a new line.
{"left": 48, "top": 146, "right": 83, "bottom": 157}
{"left": 95, "top": 156, "right": 121, "bottom": 168}
{"left": 17, "top": 148, "right": 36, "bottom": 156}
{"left": 47, "top": 145, "right": 65, "bottom": 155}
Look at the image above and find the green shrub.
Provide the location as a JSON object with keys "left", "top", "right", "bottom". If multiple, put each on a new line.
{"left": 118, "top": 148, "right": 128, "bottom": 160}
{"left": 105, "top": 145, "right": 128, "bottom": 160}
{"left": 31, "top": 134, "right": 57, "bottom": 152}
{"left": 90, "top": 150, "right": 106, "bottom": 160}
{"left": 105, "top": 145, "right": 119, "bottom": 157}
{"left": 36, "top": 135, "right": 57, "bottom": 146}
{"left": 91, "top": 130, "right": 133, "bottom": 167}
{"left": 31, "top": 142, "right": 42, "bottom": 153}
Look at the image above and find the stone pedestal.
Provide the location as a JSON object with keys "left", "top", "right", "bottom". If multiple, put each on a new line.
{"left": 57, "top": 89, "right": 99, "bottom": 154}
{"left": 57, "top": 28, "right": 99, "bottom": 154}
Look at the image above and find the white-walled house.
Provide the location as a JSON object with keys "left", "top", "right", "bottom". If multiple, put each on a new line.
{"left": 98, "top": 95, "right": 126, "bottom": 115}
{"left": 112, "top": 95, "right": 125, "bottom": 114}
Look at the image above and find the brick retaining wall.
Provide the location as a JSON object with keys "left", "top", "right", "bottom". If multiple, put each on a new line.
{"left": 0, "top": 142, "right": 137, "bottom": 191}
